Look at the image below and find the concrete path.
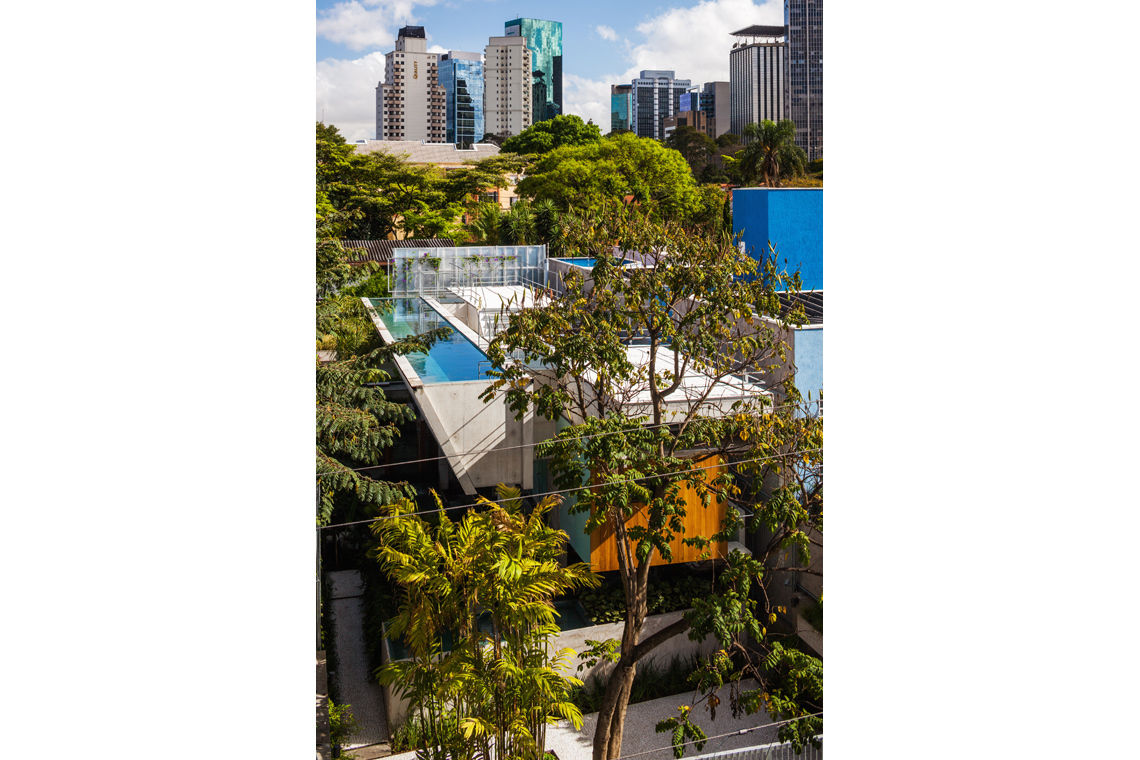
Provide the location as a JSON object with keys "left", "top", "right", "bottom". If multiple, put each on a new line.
{"left": 546, "top": 679, "right": 777, "bottom": 760}
{"left": 328, "top": 570, "right": 391, "bottom": 757}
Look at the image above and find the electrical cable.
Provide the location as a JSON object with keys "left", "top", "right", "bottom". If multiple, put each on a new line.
{"left": 317, "top": 446, "right": 822, "bottom": 531}
{"left": 610, "top": 712, "right": 823, "bottom": 760}
{"left": 317, "top": 398, "right": 821, "bottom": 477}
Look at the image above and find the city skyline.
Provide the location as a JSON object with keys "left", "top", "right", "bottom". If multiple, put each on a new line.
{"left": 317, "top": 0, "right": 785, "bottom": 142}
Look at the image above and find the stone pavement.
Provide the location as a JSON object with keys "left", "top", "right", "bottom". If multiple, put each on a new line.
{"left": 328, "top": 570, "right": 391, "bottom": 757}
{"left": 546, "top": 679, "right": 777, "bottom": 760}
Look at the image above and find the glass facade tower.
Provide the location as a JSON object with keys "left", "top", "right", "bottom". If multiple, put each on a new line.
{"left": 504, "top": 18, "right": 562, "bottom": 124}
{"left": 438, "top": 52, "right": 484, "bottom": 147}
{"left": 785, "top": 0, "right": 823, "bottom": 160}
{"left": 610, "top": 84, "right": 632, "bottom": 132}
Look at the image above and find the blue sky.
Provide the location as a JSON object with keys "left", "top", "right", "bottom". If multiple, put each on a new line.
{"left": 317, "top": 0, "right": 784, "bottom": 141}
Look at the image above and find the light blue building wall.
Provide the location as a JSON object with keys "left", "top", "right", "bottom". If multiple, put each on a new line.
{"left": 794, "top": 326, "right": 823, "bottom": 405}
{"left": 438, "top": 53, "right": 484, "bottom": 146}
{"left": 732, "top": 188, "right": 822, "bottom": 291}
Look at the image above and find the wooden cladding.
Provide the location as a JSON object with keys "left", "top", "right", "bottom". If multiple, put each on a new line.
{"left": 588, "top": 455, "right": 727, "bottom": 573}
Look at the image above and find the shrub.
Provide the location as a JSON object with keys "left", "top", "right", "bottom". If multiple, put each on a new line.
{"left": 328, "top": 701, "right": 359, "bottom": 758}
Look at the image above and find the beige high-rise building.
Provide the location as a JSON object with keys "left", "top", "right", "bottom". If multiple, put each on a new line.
{"left": 375, "top": 26, "right": 446, "bottom": 142}
{"left": 483, "top": 35, "right": 531, "bottom": 138}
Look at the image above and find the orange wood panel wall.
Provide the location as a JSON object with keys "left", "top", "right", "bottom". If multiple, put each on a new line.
{"left": 589, "top": 455, "right": 727, "bottom": 573}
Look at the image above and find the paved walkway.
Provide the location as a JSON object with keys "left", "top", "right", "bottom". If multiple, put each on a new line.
{"left": 546, "top": 679, "right": 777, "bottom": 760}
{"left": 328, "top": 570, "right": 390, "bottom": 757}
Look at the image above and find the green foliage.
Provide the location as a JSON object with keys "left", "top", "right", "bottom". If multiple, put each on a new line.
{"left": 572, "top": 655, "right": 704, "bottom": 714}
{"left": 482, "top": 203, "right": 815, "bottom": 758}
{"left": 802, "top": 597, "right": 822, "bottom": 633}
{"left": 655, "top": 705, "right": 708, "bottom": 759}
{"left": 664, "top": 125, "right": 724, "bottom": 183}
{"left": 577, "top": 575, "right": 709, "bottom": 625}
{"left": 500, "top": 114, "right": 603, "bottom": 154}
{"left": 516, "top": 132, "right": 701, "bottom": 222}
{"left": 339, "top": 269, "right": 390, "bottom": 300}
{"left": 328, "top": 700, "right": 359, "bottom": 758}
{"left": 667, "top": 550, "right": 823, "bottom": 756}
{"left": 389, "top": 714, "right": 428, "bottom": 753}
{"left": 372, "top": 486, "right": 601, "bottom": 760}
{"left": 728, "top": 120, "right": 808, "bottom": 188}
{"left": 315, "top": 300, "right": 446, "bottom": 526}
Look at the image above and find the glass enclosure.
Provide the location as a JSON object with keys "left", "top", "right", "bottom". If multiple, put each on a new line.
{"left": 391, "top": 245, "right": 548, "bottom": 296}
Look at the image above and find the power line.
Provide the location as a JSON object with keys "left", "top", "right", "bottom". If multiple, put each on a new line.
{"left": 317, "top": 446, "right": 822, "bottom": 531}
{"left": 611, "top": 712, "right": 823, "bottom": 760}
{"left": 317, "top": 398, "right": 822, "bottom": 477}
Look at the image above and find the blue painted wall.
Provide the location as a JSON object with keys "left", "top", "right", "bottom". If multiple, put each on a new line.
{"left": 732, "top": 188, "right": 823, "bottom": 291}
{"left": 794, "top": 327, "right": 823, "bottom": 406}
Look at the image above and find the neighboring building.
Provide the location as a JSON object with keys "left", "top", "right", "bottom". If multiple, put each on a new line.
{"left": 731, "top": 187, "right": 822, "bottom": 292}
{"left": 785, "top": 0, "right": 823, "bottom": 160}
{"left": 610, "top": 84, "right": 633, "bottom": 133}
{"left": 484, "top": 35, "right": 532, "bottom": 138}
{"left": 438, "top": 51, "right": 484, "bottom": 147}
{"left": 729, "top": 25, "right": 786, "bottom": 139}
{"left": 698, "top": 81, "right": 731, "bottom": 138}
{"left": 504, "top": 18, "right": 562, "bottom": 124}
{"left": 662, "top": 110, "right": 710, "bottom": 140}
{"left": 339, "top": 238, "right": 455, "bottom": 267}
{"left": 353, "top": 139, "right": 501, "bottom": 168}
{"left": 375, "top": 26, "right": 446, "bottom": 142}
{"left": 630, "top": 70, "right": 692, "bottom": 140}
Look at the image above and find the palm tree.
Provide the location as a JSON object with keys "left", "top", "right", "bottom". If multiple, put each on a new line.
{"left": 737, "top": 120, "right": 807, "bottom": 187}
{"left": 469, "top": 202, "right": 502, "bottom": 244}
{"left": 373, "top": 487, "right": 599, "bottom": 760}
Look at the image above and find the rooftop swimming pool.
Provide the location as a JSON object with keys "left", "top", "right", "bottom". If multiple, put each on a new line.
{"left": 553, "top": 257, "right": 632, "bottom": 268}
{"left": 368, "top": 297, "right": 494, "bottom": 384}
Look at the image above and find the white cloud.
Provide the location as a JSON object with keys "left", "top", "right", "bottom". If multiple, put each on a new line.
{"left": 624, "top": 0, "right": 782, "bottom": 84}
{"left": 562, "top": 72, "right": 619, "bottom": 132}
{"left": 564, "top": 1, "right": 783, "bottom": 133}
{"left": 316, "top": 0, "right": 440, "bottom": 52}
{"left": 316, "top": 52, "right": 387, "bottom": 142}
{"left": 595, "top": 25, "right": 618, "bottom": 42}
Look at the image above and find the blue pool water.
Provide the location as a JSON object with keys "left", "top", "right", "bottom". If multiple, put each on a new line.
{"left": 554, "top": 257, "right": 631, "bottom": 268}
{"left": 369, "top": 298, "right": 493, "bottom": 384}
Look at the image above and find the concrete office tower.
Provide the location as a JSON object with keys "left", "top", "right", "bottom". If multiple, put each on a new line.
{"left": 729, "top": 25, "right": 786, "bottom": 139}
{"left": 698, "top": 81, "right": 731, "bottom": 138}
{"left": 375, "top": 26, "right": 446, "bottom": 142}
{"left": 438, "top": 51, "right": 484, "bottom": 147}
{"left": 610, "top": 84, "right": 632, "bottom": 132}
{"left": 504, "top": 18, "right": 562, "bottom": 124}
{"left": 679, "top": 81, "right": 730, "bottom": 138}
{"left": 484, "top": 36, "right": 532, "bottom": 138}
{"left": 631, "top": 70, "right": 692, "bottom": 140}
{"left": 785, "top": 0, "right": 822, "bottom": 160}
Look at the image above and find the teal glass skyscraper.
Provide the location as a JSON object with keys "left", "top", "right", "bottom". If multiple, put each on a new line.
{"left": 438, "top": 51, "right": 484, "bottom": 147}
{"left": 504, "top": 18, "right": 562, "bottom": 124}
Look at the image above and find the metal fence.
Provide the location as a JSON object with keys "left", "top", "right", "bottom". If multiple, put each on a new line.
{"left": 688, "top": 737, "right": 822, "bottom": 760}
{"left": 391, "top": 245, "right": 548, "bottom": 296}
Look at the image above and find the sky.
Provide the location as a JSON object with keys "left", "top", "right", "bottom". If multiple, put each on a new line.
{"left": 316, "top": 0, "right": 784, "bottom": 142}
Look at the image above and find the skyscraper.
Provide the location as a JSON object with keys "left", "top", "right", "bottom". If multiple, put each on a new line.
{"left": 438, "top": 51, "right": 484, "bottom": 147}
{"left": 729, "top": 25, "right": 786, "bottom": 139}
{"left": 785, "top": 0, "right": 823, "bottom": 160}
{"left": 630, "top": 70, "right": 692, "bottom": 141}
{"left": 504, "top": 18, "right": 562, "bottom": 124}
{"left": 375, "top": 26, "right": 446, "bottom": 142}
{"left": 484, "top": 35, "right": 532, "bottom": 138}
{"left": 610, "top": 84, "right": 632, "bottom": 133}
{"left": 699, "top": 81, "right": 731, "bottom": 138}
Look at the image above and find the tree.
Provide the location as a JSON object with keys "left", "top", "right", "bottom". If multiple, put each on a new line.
{"left": 517, "top": 132, "right": 700, "bottom": 222}
{"left": 482, "top": 203, "right": 820, "bottom": 760}
{"left": 315, "top": 299, "right": 445, "bottom": 525}
{"left": 731, "top": 120, "right": 807, "bottom": 188}
{"left": 500, "top": 114, "right": 603, "bottom": 155}
{"left": 373, "top": 486, "right": 601, "bottom": 760}
{"left": 664, "top": 125, "right": 718, "bottom": 181}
